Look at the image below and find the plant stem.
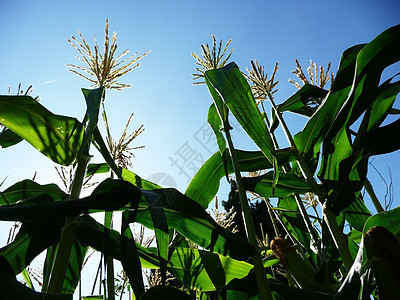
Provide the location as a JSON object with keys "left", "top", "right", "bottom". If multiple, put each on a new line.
{"left": 224, "top": 126, "right": 273, "bottom": 300}
{"left": 265, "top": 199, "right": 280, "bottom": 237}
{"left": 268, "top": 93, "right": 353, "bottom": 268}
{"left": 47, "top": 152, "right": 90, "bottom": 293}
{"left": 364, "top": 178, "right": 384, "bottom": 213}
{"left": 323, "top": 208, "right": 353, "bottom": 270}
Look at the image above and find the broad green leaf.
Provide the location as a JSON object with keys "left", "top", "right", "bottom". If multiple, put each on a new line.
{"left": 141, "top": 189, "right": 169, "bottom": 283}
{"left": 0, "top": 179, "right": 140, "bottom": 222}
{"left": 121, "top": 168, "right": 162, "bottom": 190}
{"left": 363, "top": 206, "right": 400, "bottom": 235}
{"left": 120, "top": 211, "right": 145, "bottom": 298}
{"left": 323, "top": 25, "right": 400, "bottom": 167}
{"left": 276, "top": 84, "right": 328, "bottom": 116}
{"left": 366, "top": 78, "right": 400, "bottom": 131}
{"left": 77, "top": 216, "right": 252, "bottom": 292}
{"left": 243, "top": 171, "right": 311, "bottom": 199}
{"left": 0, "top": 270, "right": 72, "bottom": 300}
{"left": 79, "top": 87, "right": 104, "bottom": 161}
{"left": 92, "top": 126, "right": 123, "bottom": 178}
{"left": 225, "top": 272, "right": 334, "bottom": 300}
{"left": 61, "top": 240, "right": 87, "bottom": 294}
{"left": 207, "top": 103, "right": 226, "bottom": 153}
{"left": 167, "top": 247, "right": 253, "bottom": 291}
{"left": 134, "top": 188, "right": 253, "bottom": 260}
{"left": 86, "top": 163, "right": 162, "bottom": 189}
{"left": 86, "top": 163, "right": 111, "bottom": 176}
{"left": 81, "top": 87, "right": 104, "bottom": 136}
{"left": 0, "top": 219, "right": 64, "bottom": 276}
{"left": 270, "top": 84, "right": 328, "bottom": 131}
{"left": 294, "top": 44, "right": 365, "bottom": 171}
{"left": 277, "top": 196, "right": 313, "bottom": 255}
{"left": 204, "top": 62, "right": 278, "bottom": 183}
{"left": 359, "top": 117, "right": 400, "bottom": 157}
{"left": 0, "top": 128, "right": 23, "bottom": 148}
{"left": 343, "top": 195, "right": 371, "bottom": 232}
{"left": 0, "top": 179, "right": 68, "bottom": 205}
{"left": 319, "top": 25, "right": 400, "bottom": 213}
{"left": 0, "top": 95, "right": 84, "bottom": 165}
{"left": 186, "top": 148, "right": 295, "bottom": 208}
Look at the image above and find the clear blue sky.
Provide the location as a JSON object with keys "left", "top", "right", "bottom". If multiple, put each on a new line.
{"left": 1, "top": 0, "right": 400, "bottom": 294}
{"left": 1, "top": 0, "right": 400, "bottom": 206}
{"left": 1, "top": 0, "right": 399, "bottom": 190}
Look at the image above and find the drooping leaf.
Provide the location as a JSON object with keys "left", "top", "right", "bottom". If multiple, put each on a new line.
{"left": 0, "top": 179, "right": 68, "bottom": 205}
{"left": 134, "top": 188, "right": 253, "bottom": 260}
{"left": 334, "top": 238, "right": 366, "bottom": 300}
{"left": 0, "top": 270, "right": 72, "bottom": 300}
{"left": 270, "top": 84, "right": 328, "bottom": 131}
{"left": 0, "top": 95, "right": 84, "bottom": 165}
{"left": 86, "top": 163, "right": 162, "bottom": 190}
{"left": 0, "top": 219, "right": 64, "bottom": 276}
{"left": 0, "top": 179, "right": 141, "bottom": 222}
{"left": 243, "top": 171, "right": 311, "bottom": 199}
{"left": 121, "top": 168, "right": 162, "bottom": 190}
{"left": 77, "top": 216, "right": 253, "bottom": 292}
{"left": 186, "top": 148, "right": 295, "bottom": 208}
{"left": 92, "top": 126, "right": 123, "bottom": 178}
{"left": 0, "top": 128, "right": 23, "bottom": 148}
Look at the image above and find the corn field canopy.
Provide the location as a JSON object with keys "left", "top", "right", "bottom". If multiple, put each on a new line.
{"left": 0, "top": 24, "right": 399, "bottom": 299}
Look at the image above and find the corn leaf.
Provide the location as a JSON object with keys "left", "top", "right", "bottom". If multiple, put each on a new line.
{"left": 243, "top": 171, "right": 311, "bottom": 199}
{"left": 186, "top": 148, "right": 295, "bottom": 208}
{"left": 0, "top": 128, "right": 23, "bottom": 148}
{"left": 0, "top": 95, "right": 84, "bottom": 165}
{"left": 0, "top": 179, "right": 68, "bottom": 205}
{"left": 318, "top": 25, "right": 400, "bottom": 214}
{"left": 204, "top": 62, "right": 278, "bottom": 184}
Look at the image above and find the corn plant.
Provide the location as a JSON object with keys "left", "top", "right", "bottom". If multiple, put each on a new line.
{"left": 0, "top": 23, "right": 399, "bottom": 300}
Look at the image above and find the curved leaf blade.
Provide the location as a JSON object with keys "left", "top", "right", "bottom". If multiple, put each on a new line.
{"left": 204, "top": 62, "right": 278, "bottom": 178}
{"left": 186, "top": 148, "right": 295, "bottom": 208}
{"left": 0, "top": 95, "right": 84, "bottom": 165}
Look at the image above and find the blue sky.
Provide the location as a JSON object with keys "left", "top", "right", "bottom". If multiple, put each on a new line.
{"left": 1, "top": 0, "right": 399, "bottom": 206}
{"left": 1, "top": 0, "right": 400, "bottom": 296}
{"left": 1, "top": 0, "right": 400, "bottom": 203}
